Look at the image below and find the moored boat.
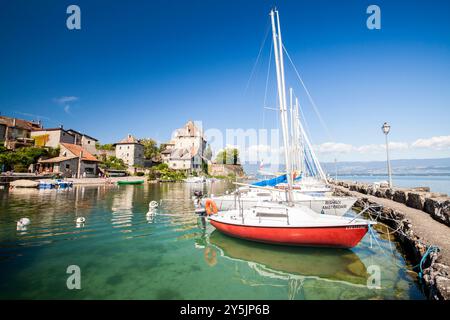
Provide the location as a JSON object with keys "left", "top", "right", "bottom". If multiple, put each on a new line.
{"left": 199, "top": 186, "right": 357, "bottom": 216}
{"left": 117, "top": 180, "right": 144, "bottom": 185}
{"left": 209, "top": 204, "right": 374, "bottom": 248}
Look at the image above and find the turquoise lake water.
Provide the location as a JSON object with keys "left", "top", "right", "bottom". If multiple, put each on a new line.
{"left": 0, "top": 182, "right": 425, "bottom": 299}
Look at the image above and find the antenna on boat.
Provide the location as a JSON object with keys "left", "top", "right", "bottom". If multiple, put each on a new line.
{"left": 270, "top": 9, "right": 293, "bottom": 204}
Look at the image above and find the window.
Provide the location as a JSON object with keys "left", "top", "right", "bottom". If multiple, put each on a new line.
{"left": 65, "top": 164, "right": 70, "bottom": 169}
{"left": 87, "top": 140, "right": 90, "bottom": 144}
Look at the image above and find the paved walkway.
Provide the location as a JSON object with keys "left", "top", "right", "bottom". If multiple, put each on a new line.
{"left": 335, "top": 185, "right": 450, "bottom": 265}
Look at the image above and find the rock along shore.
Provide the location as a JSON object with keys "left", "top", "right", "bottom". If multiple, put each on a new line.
{"left": 331, "top": 179, "right": 450, "bottom": 300}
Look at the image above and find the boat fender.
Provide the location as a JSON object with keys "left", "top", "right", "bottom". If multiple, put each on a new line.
{"left": 205, "top": 199, "right": 218, "bottom": 215}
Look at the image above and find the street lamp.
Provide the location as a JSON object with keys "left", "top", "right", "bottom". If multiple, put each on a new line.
{"left": 381, "top": 122, "right": 393, "bottom": 188}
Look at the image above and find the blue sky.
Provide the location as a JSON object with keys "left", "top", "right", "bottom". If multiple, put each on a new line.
{"left": 1, "top": 0, "right": 449, "bottom": 162}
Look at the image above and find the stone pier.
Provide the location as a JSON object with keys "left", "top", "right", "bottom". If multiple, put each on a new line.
{"left": 331, "top": 180, "right": 450, "bottom": 300}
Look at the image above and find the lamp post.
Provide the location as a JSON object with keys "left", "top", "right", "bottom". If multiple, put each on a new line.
{"left": 382, "top": 122, "right": 393, "bottom": 188}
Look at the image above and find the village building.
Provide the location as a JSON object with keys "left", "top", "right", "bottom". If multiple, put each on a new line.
{"left": 31, "top": 126, "right": 99, "bottom": 154}
{"left": 0, "top": 116, "right": 43, "bottom": 150}
{"left": 31, "top": 126, "right": 76, "bottom": 148}
{"left": 161, "top": 121, "right": 207, "bottom": 172}
{"left": 114, "top": 134, "right": 144, "bottom": 168}
{"left": 66, "top": 129, "right": 98, "bottom": 155}
{"left": 38, "top": 143, "right": 100, "bottom": 178}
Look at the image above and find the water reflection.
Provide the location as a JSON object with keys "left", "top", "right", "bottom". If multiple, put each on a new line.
{"left": 111, "top": 186, "right": 135, "bottom": 230}
{"left": 197, "top": 230, "right": 370, "bottom": 299}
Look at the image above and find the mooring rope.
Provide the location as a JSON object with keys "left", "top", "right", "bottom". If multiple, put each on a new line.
{"left": 362, "top": 202, "right": 441, "bottom": 279}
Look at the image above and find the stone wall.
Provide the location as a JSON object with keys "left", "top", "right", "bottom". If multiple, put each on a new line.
{"left": 333, "top": 180, "right": 450, "bottom": 227}
{"left": 209, "top": 164, "right": 245, "bottom": 177}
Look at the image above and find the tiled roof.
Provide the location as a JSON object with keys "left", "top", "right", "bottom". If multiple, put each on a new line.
{"left": 39, "top": 155, "right": 78, "bottom": 163}
{"left": 0, "top": 116, "right": 42, "bottom": 131}
{"left": 116, "top": 134, "right": 141, "bottom": 145}
{"left": 60, "top": 143, "right": 100, "bottom": 162}
{"left": 66, "top": 129, "right": 98, "bottom": 141}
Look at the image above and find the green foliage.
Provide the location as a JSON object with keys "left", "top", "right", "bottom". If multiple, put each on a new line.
{"left": 100, "top": 156, "right": 127, "bottom": 170}
{"left": 155, "top": 163, "right": 169, "bottom": 170}
{"left": 201, "top": 160, "right": 209, "bottom": 175}
{"left": 135, "top": 172, "right": 145, "bottom": 177}
{"left": 147, "top": 162, "right": 186, "bottom": 181}
{"left": 215, "top": 147, "right": 240, "bottom": 165}
{"left": 204, "top": 144, "right": 212, "bottom": 160}
{"left": 0, "top": 146, "right": 58, "bottom": 172}
{"left": 140, "top": 138, "right": 159, "bottom": 160}
{"left": 96, "top": 143, "right": 115, "bottom": 151}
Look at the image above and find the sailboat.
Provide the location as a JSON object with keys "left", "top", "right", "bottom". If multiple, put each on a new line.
{"left": 200, "top": 184, "right": 356, "bottom": 216}
{"left": 208, "top": 9, "right": 374, "bottom": 248}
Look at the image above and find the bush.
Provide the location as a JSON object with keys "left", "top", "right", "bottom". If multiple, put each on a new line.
{"left": 13, "top": 163, "right": 29, "bottom": 173}
{"left": 148, "top": 163, "right": 186, "bottom": 181}
{"left": 135, "top": 172, "right": 145, "bottom": 176}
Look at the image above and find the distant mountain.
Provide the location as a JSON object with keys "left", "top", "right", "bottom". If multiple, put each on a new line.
{"left": 322, "top": 158, "right": 450, "bottom": 176}
{"left": 243, "top": 158, "right": 450, "bottom": 176}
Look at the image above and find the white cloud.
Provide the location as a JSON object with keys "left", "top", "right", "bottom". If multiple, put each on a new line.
{"left": 411, "top": 136, "right": 450, "bottom": 150}
{"left": 54, "top": 96, "right": 79, "bottom": 114}
{"left": 315, "top": 142, "right": 353, "bottom": 154}
{"left": 355, "top": 144, "right": 385, "bottom": 153}
{"left": 54, "top": 96, "right": 78, "bottom": 104}
{"left": 315, "top": 141, "right": 410, "bottom": 155}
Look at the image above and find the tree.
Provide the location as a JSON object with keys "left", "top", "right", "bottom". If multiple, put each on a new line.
{"left": 140, "top": 138, "right": 159, "bottom": 160}
{"left": 0, "top": 146, "right": 59, "bottom": 172}
{"left": 204, "top": 144, "right": 212, "bottom": 160}
{"left": 96, "top": 143, "right": 115, "bottom": 151}
{"left": 99, "top": 156, "right": 127, "bottom": 170}
{"left": 215, "top": 147, "right": 240, "bottom": 165}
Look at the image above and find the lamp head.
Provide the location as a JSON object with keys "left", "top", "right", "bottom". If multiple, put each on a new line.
{"left": 382, "top": 122, "right": 391, "bottom": 135}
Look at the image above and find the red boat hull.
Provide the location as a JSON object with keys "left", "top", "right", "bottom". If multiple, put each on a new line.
{"left": 210, "top": 219, "right": 368, "bottom": 248}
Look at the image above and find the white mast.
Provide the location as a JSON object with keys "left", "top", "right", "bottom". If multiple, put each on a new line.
{"left": 289, "top": 87, "right": 295, "bottom": 173}
{"left": 270, "top": 9, "right": 293, "bottom": 203}
{"left": 295, "top": 98, "right": 328, "bottom": 183}
{"left": 295, "top": 97, "right": 304, "bottom": 175}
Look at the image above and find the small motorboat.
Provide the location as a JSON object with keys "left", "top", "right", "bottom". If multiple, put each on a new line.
{"left": 38, "top": 180, "right": 56, "bottom": 189}
{"left": 208, "top": 203, "right": 375, "bottom": 248}
{"left": 10, "top": 180, "right": 39, "bottom": 188}
{"left": 117, "top": 180, "right": 144, "bottom": 185}
{"left": 55, "top": 179, "right": 73, "bottom": 188}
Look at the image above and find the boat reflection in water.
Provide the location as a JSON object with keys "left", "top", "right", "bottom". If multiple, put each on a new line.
{"left": 198, "top": 230, "right": 371, "bottom": 300}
